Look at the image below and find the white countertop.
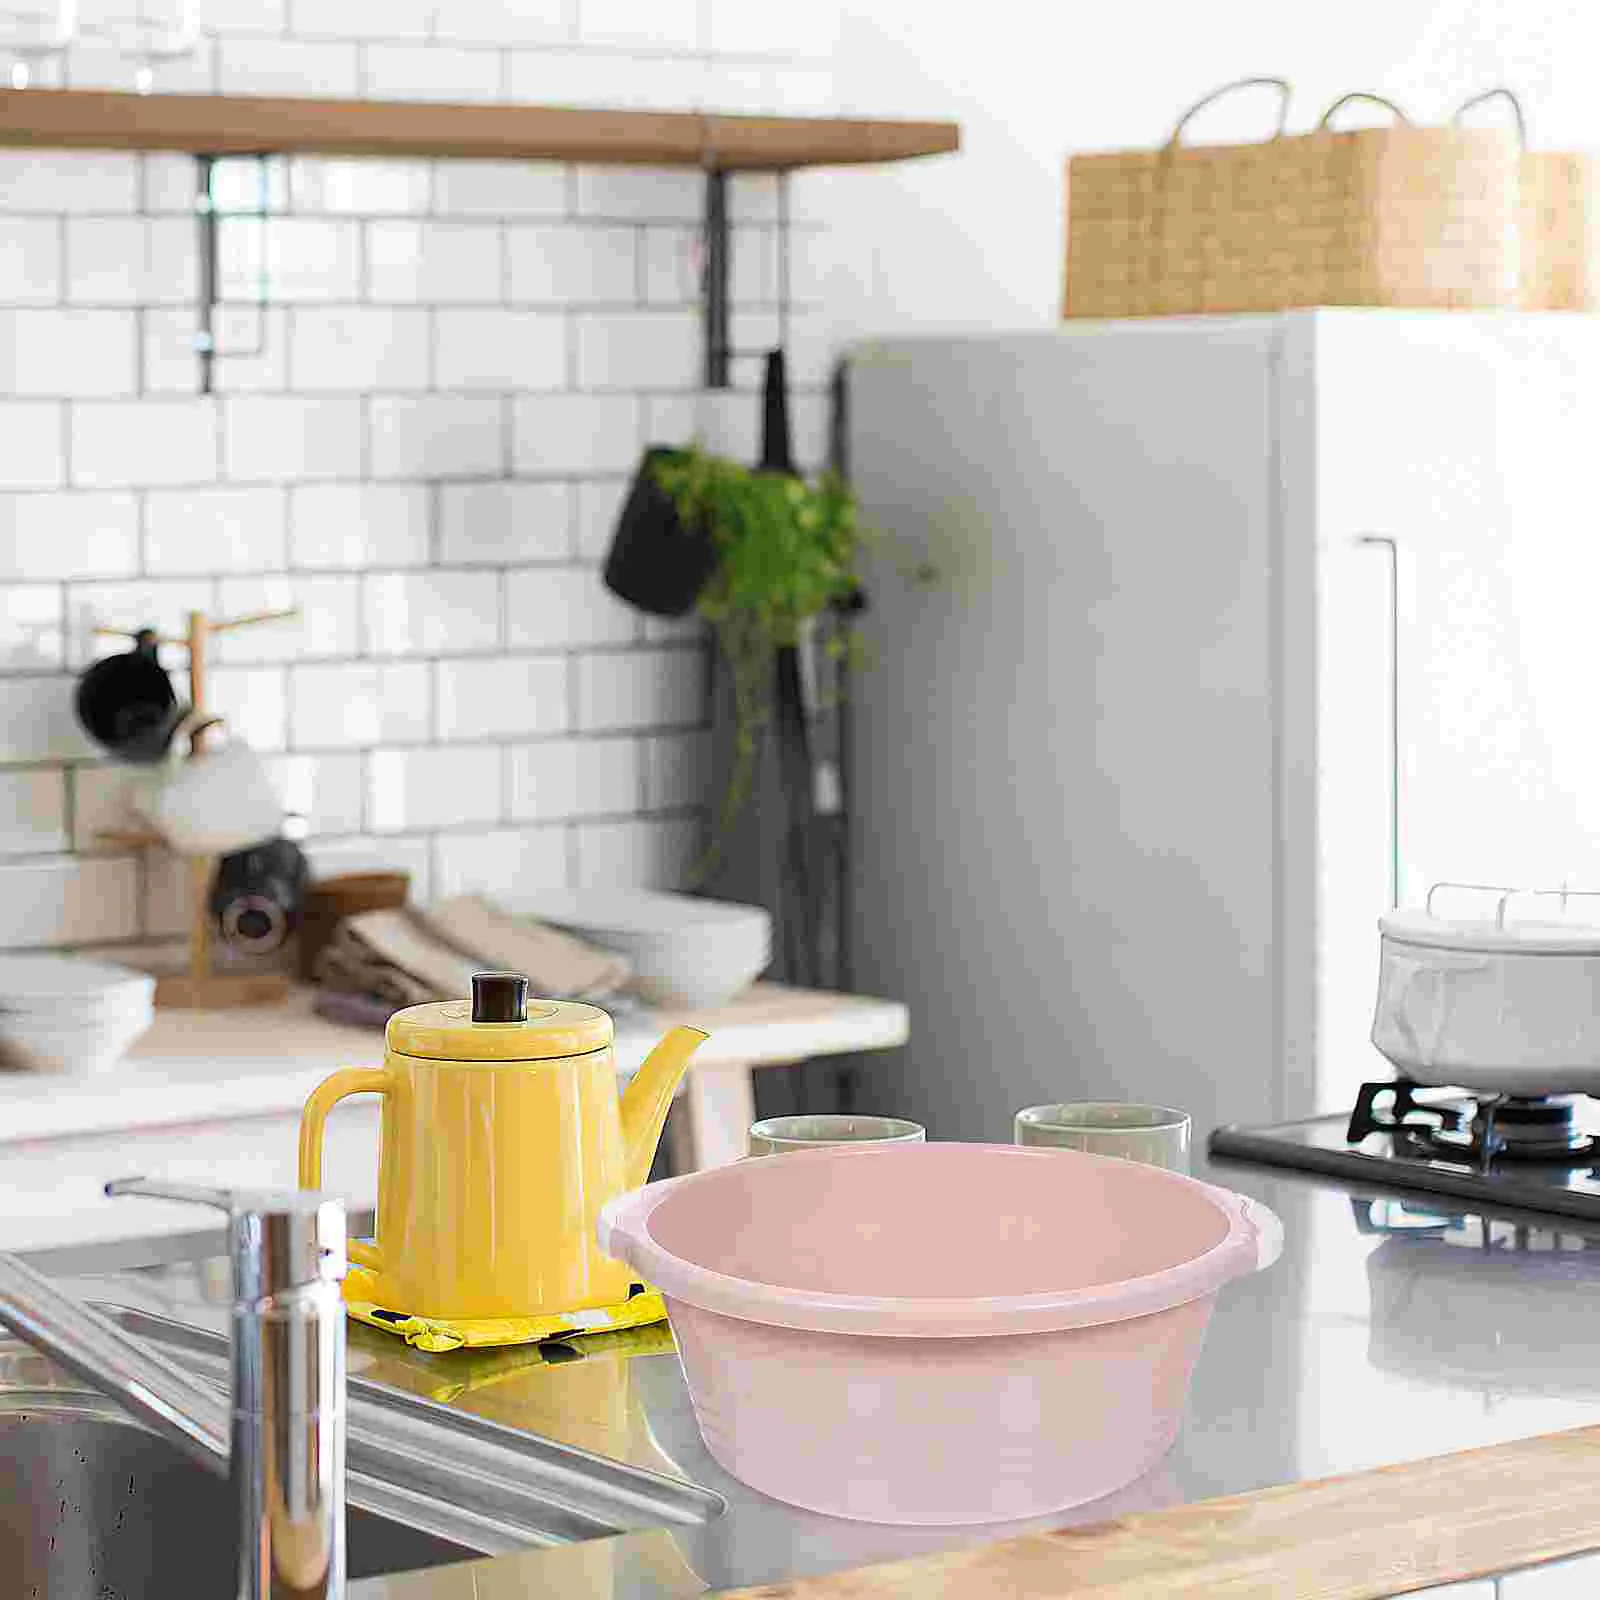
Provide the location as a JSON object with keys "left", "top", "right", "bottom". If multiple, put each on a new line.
{"left": 0, "top": 983, "right": 910, "bottom": 1147}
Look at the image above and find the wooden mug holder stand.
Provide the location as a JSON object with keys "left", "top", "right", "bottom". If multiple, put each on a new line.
{"left": 95, "top": 607, "right": 299, "bottom": 1011}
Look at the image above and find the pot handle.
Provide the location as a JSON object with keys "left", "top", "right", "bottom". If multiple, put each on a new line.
{"left": 299, "top": 1066, "right": 392, "bottom": 1278}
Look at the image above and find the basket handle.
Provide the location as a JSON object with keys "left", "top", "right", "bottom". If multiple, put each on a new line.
{"left": 1317, "top": 91, "right": 1412, "bottom": 129}
{"left": 1453, "top": 86, "right": 1527, "bottom": 146}
{"left": 1167, "top": 77, "right": 1291, "bottom": 149}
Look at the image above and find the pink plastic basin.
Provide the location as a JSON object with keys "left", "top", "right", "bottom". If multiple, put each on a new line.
{"left": 599, "top": 1141, "right": 1281, "bottom": 1524}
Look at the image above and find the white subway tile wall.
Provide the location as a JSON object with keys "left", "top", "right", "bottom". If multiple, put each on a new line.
{"left": 436, "top": 656, "right": 569, "bottom": 740}
{"left": 368, "top": 393, "right": 505, "bottom": 479}
{"left": 439, "top": 481, "right": 571, "bottom": 564}
{"left": 433, "top": 308, "right": 567, "bottom": 392}
{"left": 0, "top": 493, "right": 138, "bottom": 581}
{"left": 73, "top": 399, "right": 219, "bottom": 488}
{"left": 0, "top": 309, "right": 138, "bottom": 397}
{"left": 65, "top": 217, "right": 197, "bottom": 305}
{"left": 504, "top": 49, "right": 707, "bottom": 113}
{"left": 217, "top": 37, "right": 362, "bottom": 97}
{"left": 289, "top": 484, "right": 432, "bottom": 569}
{"left": 223, "top": 394, "right": 365, "bottom": 482}
{"left": 433, "top": 161, "right": 566, "bottom": 219}
{"left": 0, "top": 0, "right": 836, "bottom": 952}
{"left": 144, "top": 487, "right": 288, "bottom": 574}
{"left": 0, "top": 219, "right": 63, "bottom": 304}
{"left": 289, "top": 306, "right": 432, "bottom": 391}
{"left": 289, "top": 661, "right": 433, "bottom": 748}
{"left": 0, "top": 586, "right": 67, "bottom": 671}
{"left": 433, "top": 824, "right": 567, "bottom": 900}
{"left": 507, "top": 223, "right": 638, "bottom": 304}
{"left": 290, "top": 157, "right": 431, "bottom": 217}
{"left": 0, "top": 403, "right": 66, "bottom": 489}
{"left": 361, "top": 42, "right": 503, "bottom": 102}
{"left": 0, "top": 770, "right": 67, "bottom": 855}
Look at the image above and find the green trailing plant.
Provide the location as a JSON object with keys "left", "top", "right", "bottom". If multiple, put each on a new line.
{"left": 651, "top": 445, "right": 865, "bottom": 873}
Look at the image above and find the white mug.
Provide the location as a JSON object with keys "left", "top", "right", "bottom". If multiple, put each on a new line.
{"left": 135, "top": 729, "right": 283, "bottom": 856}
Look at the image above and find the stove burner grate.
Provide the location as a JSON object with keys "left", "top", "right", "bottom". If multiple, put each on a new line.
{"left": 1347, "top": 1080, "right": 1600, "bottom": 1166}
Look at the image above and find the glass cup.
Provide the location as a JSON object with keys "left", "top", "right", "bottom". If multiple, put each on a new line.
{"left": 79, "top": 0, "right": 199, "bottom": 92}
{"left": 747, "top": 1114, "right": 926, "bottom": 1157}
{"left": 2, "top": 0, "right": 76, "bottom": 89}
{"left": 1013, "top": 1102, "right": 1191, "bottom": 1173}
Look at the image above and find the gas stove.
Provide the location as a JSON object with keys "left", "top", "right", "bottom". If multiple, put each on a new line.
{"left": 1210, "top": 1079, "right": 1600, "bottom": 1221}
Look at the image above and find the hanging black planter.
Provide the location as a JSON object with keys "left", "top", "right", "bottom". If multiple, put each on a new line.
{"left": 602, "top": 447, "right": 718, "bottom": 618}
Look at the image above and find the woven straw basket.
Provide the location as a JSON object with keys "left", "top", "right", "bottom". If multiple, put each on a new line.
{"left": 1064, "top": 81, "right": 1594, "bottom": 318}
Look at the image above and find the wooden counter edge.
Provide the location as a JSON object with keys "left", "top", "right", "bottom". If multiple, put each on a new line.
{"left": 721, "top": 1423, "right": 1600, "bottom": 1598}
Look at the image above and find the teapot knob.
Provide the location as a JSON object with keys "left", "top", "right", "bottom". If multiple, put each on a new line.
{"left": 471, "top": 971, "right": 528, "bottom": 1024}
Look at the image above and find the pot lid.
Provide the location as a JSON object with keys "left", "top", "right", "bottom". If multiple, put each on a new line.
{"left": 1380, "top": 909, "right": 1600, "bottom": 954}
{"left": 387, "top": 971, "right": 613, "bottom": 1061}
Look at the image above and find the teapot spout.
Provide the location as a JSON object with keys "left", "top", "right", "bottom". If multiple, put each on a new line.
{"left": 620, "top": 1026, "right": 708, "bottom": 1189}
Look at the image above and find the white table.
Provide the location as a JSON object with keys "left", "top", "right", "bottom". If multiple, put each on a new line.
{"left": 0, "top": 983, "right": 909, "bottom": 1251}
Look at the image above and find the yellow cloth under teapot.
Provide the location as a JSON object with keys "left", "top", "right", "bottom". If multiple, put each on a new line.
{"left": 299, "top": 970, "right": 706, "bottom": 1323}
{"left": 342, "top": 1264, "right": 672, "bottom": 1354}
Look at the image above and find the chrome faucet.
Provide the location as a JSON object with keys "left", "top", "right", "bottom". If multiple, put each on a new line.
{"left": 0, "top": 1178, "right": 348, "bottom": 1600}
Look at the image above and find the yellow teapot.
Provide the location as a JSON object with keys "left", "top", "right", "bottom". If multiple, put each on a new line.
{"left": 298, "top": 971, "right": 706, "bottom": 1321}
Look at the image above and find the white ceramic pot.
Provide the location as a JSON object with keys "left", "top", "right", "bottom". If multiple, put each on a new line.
{"left": 1371, "top": 910, "right": 1600, "bottom": 1095}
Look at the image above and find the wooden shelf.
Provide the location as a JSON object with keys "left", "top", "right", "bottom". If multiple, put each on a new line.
{"left": 0, "top": 89, "right": 959, "bottom": 170}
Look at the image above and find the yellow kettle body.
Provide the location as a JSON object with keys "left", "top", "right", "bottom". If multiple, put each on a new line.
{"left": 299, "top": 971, "right": 707, "bottom": 1320}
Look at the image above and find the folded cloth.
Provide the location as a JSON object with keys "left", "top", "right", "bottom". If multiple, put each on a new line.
{"left": 343, "top": 1264, "right": 669, "bottom": 1353}
{"left": 313, "top": 925, "right": 446, "bottom": 1006}
{"left": 417, "top": 894, "right": 631, "bottom": 1000}
{"left": 311, "top": 988, "right": 395, "bottom": 1030}
{"left": 346, "top": 906, "right": 481, "bottom": 995}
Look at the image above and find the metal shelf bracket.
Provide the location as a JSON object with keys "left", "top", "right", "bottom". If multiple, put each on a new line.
{"left": 701, "top": 168, "right": 794, "bottom": 390}
{"left": 194, "top": 152, "right": 274, "bottom": 395}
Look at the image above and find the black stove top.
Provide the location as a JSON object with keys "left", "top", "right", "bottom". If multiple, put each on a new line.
{"left": 1211, "top": 1080, "right": 1600, "bottom": 1221}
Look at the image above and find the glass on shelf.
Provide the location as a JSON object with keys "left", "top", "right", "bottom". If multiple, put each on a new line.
{"left": 78, "top": 0, "right": 200, "bottom": 93}
{"left": 1, "top": 0, "right": 77, "bottom": 89}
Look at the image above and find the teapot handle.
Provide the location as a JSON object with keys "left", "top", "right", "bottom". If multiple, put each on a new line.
{"left": 299, "top": 1066, "right": 392, "bottom": 1279}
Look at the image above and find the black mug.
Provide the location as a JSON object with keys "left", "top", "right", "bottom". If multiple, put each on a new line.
{"left": 211, "top": 837, "right": 309, "bottom": 956}
{"left": 74, "top": 629, "right": 186, "bottom": 764}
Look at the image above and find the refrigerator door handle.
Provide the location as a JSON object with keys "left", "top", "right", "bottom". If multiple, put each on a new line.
{"left": 1357, "top": 535, "right": 1400, "bottom": 910}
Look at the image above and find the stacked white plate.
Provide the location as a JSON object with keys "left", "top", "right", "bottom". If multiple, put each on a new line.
{"left": 515, "top": 889, "right": 772, "bottom": 1010}
{"left": 0, "top": 955, "right": 156, "bottom": 1074}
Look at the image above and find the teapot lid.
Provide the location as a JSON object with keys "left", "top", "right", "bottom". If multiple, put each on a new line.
{"left": 386, "top": 971, "right": 613, "bottom": 1061}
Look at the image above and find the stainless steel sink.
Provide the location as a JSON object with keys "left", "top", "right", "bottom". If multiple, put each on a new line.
{"left": 0, "top": 1392, "right": 476, "bottom": 1598}
{"left": 85, "top": 1304, "right": 723, "bottom": 1548}
{"left": 0, "top": 1274, "right": 723, "bottom": 1598}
